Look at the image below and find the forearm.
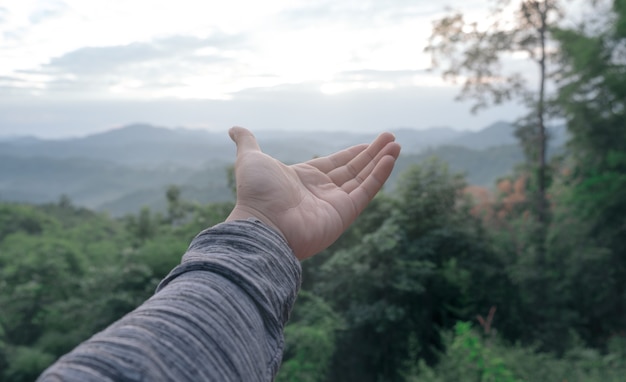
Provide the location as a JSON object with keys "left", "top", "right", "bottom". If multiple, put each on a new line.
{"left": 38, "top": 219, "right": 301, "bottom": 382}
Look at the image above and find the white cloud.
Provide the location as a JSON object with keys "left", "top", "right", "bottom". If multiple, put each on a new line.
{"left": 318, "top": 69, "right": 449, "bottom": 95}
{"left": 28, "top": 0, "right": 68, "bottom": 24}
{"left": 1, "top": 0, "right": 449, "bottom": 100}
{"left": 0, "top": 0, "right": 536, "bottom": 136}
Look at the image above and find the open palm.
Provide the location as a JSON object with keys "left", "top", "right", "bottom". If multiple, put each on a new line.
{"left": 226, "top": 127, "right": 401, "bottom": 260}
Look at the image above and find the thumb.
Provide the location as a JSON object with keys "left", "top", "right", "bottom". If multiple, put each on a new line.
{"left": 229, "top": 126, "right": 261, "bottom": 156}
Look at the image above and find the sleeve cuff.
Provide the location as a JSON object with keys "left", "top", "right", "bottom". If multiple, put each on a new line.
{"left": 156, "top": 219, "right": 302, "bottom": 325}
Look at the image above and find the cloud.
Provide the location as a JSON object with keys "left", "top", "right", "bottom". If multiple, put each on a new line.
{"left": 277, "top": 0, "right": 443, "bottom": 28}
{"left": 31, "top": 33, "right": 245, "bottom": 96}
{"left": 45, "top": 43, "right": 166, "bottom": 75}
{"left": 0, "top": 0, "right": 521, "bottom": 106}
{"left": 29, "top": 1, "right": 68, "bottom": 24}
{"left": 312, "top": 69, "right": 448, "bottom": 95}
{"left": 0, "top": 7, "right": 8, "bottom": 24}
{"left": 276, "top": 0, "right": 513, "bottom": 33}
{"left": 0, "top": 74, "right": 49, "bottom": 98}
{"left": 44, "top": 34, "right": 242, "bottom": 75}
{"left": 0, "top": 75, "right": 27, "bottom": 85}
{"left": 331, "top": 69, "right": 430, "bottom": 83}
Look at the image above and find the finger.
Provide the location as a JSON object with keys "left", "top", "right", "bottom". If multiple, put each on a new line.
{"left": 327, "top": 132, "right": 396, "bottom": 186}
{"left": 229, "top": 126, "right": 261, "bottom": 156}
{"left": 341, "top": 142, "right": 401, "bottom": 194}
{"left": 349, "top": 154, "right": 397, "bottom": 215}
{"left": 306, "top": 144, "right": 368, "bottom": 173}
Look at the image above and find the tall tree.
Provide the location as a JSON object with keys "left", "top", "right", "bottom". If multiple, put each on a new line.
{"left": 425, "top": 0, "right": 577, "bottom": 353}
{"left": 551, "top": 0, "right": 626, "bottom": 343}
{"left": 320, "top": 160, "right": 509, "bottom": 381}
{"left": 426, "top": 0, "right": 564, "bottom": 230}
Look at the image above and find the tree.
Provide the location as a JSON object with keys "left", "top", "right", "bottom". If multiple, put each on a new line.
{"left": 319, "top": 160, "right": 509, "bottom": 381}
{"left": 426, "top": 0, "right": 564, "bottom": 230}
{"left": 426, "top": 2, "right": 574, "bottom": 355}
{"left": 0, "top": 204, "right": 58, "bottom": 240}
{"left": 550, "top": 0, "right": 626, "bottom": 345}
{"left": 408, "top": 321, "right": 626, "bottom": 381}
{"left": 0, "top": 233, "right": 85, "bottom": 380}
{"left": 165, "top": 185, "right": 187, "bottom": 225}
{"left": 125, "top": 206, "right": 157, "bottom": 244}
{"left": 226, "top": 165, "right": 236, "bottom": 198}
{"left": 276, "top": 292, "right": 343, "bottom": 382}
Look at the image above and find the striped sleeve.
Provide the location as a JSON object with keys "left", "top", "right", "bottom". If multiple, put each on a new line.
{"left": 37, "top": 219, "right": 302, "bottom": 382}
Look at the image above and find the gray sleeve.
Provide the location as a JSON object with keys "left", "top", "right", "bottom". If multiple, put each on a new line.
{"left": 37, "top": 219, "right": 302, "bottom": 382}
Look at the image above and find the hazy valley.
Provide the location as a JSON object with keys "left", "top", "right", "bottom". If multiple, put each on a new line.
{"left": 0, "top": 121, "right": 567, "bottom": 215}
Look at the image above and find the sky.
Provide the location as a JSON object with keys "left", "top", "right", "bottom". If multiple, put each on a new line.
{"left": 0, "top": 0, "right": 534, "bottom": 138}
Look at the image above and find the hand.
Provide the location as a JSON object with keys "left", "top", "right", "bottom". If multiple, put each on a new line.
{"left": 225, "top": 127, "right": 401, "bottom": 260}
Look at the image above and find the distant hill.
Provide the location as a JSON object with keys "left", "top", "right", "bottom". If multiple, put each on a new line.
{"left": 0, "top": 154, "right": 231, "bottom": 215}
{"left": 0, "top": 121, "right": 567, "bottom": 215}
{"left": 389, "top": 144, "right": 525, "bottom": 189}
{"left": 446, "top": 121, "right": 568, "bottom": 150}
{"left": 389, "top": 127, "right": 466, "bottom": 152}
{"left": 0, "top": 136, "right": 43, "bottom": 145}
{"left": 0, "top": 121, "right": 553, "bottom": 167}
{"left": 0, "top": 124, "right": 232, "bottom": 169}
{"left": 446, "top": 121, "right": 518, "bottom": 149}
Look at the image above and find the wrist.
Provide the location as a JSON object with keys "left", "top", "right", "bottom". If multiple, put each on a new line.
{"left": 226, "top": 205, "right": 286, "bottom": 242}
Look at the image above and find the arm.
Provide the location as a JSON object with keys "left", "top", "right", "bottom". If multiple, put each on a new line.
{"left": 38, "top": 220, "right": 299, "bottom": 382}
{"left": 38, "top": 127, "right": 400, "bottom": 381}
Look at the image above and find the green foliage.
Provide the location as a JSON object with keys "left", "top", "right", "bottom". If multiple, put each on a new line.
{"left": 130, "top": 236, "right": 189, "bottom": 280}
{"left": 409, "top": 322, "right": 517, "bottom": 382}
{"left": 277, "top": 292, "right": 343, "bottom": 382}
{"left": 315, "top": 159, "right": 509, "bottom": 381}
{"left": 1, "top": 141, "right": 625, "bottom": 381}
{"left": 0, "top": 187, "right": 239, "bottom": 380}
{"left": 2, "top": 346, "right": 55, "bottom": 382}
{"left": 125, "top": 207, "right": 158, "bottom": 244}
{"left": 0, "top": 204, "right": 59, "bottom": 240}
{"left": 570, "top": 152, "right": 626, "bottom": 234}
{"left": 0, "top": 200, "right": 136, "bottom": 381}
{"left": 550, "top": 0, "right": 626, "bottom": 348}
{"left": 0, "top": 234, "right": 84, "bottom": 345}
{"left": 226, "top": 164, "right": 236, "bottom": 198}
{"left": 410, "top": 323, "right": 626, "bottom": 382}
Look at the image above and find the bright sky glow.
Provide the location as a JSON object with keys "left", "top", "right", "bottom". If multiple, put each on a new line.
{"left": 0, "top": 0, "right": 444, "bottom": 100}
{"left": 0, "top": 0, "right": 555, "bottom": 137}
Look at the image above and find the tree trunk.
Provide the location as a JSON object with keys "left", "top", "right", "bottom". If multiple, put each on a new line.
{"left": 537, "top": 0, "right": 548, "bottom": 226}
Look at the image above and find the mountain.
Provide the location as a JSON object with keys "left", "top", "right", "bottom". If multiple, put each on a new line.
{"left": 0, "top": 121, "right": 567, "bottom": 215}
{"left": 389, "top": 144, "right": 525, "bottom": 188}
{"left": 0, "top": 154, "right": 195, "bottom": 205}
{"left": 0, "top": 124, "right": 232, "bottom": 169}
{"left": 446, "top": 121, "right": 568, "bottom": 150}
{"left": 0, "top": 121, "right": 543, "bottom": 168}
{"left": 0, "top": 136, "right": 43, "bottom": 145}
{"left": 390, "top": 127, "right": 465, "bottom": 152}
{"left": 446, "top": 121, "right": 517, "bottom": 149}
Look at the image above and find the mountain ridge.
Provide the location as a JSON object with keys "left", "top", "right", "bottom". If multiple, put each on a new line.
{"left": 0, "top": 120, "right": 566, "bottom": 167}
{"left": 0, "top": 120, "right": 567, "bottom": 215}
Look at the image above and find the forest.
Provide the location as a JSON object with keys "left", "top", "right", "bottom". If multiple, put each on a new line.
{"left": 1, "top": 0, "right": 626, "bottom": 381}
